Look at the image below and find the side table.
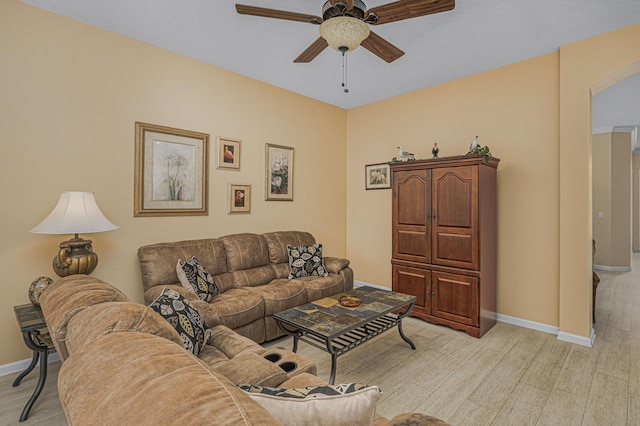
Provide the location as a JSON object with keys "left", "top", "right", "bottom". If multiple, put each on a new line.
{"left": 13, "top": 303, "right": 56, "bottom": 422}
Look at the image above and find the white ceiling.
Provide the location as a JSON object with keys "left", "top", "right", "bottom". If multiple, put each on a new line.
{"left": 21, "top": 0, "right": 640, "bottom": 127}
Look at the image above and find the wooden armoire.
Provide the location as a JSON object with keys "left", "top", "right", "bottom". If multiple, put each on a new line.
{"left": 391, "top": 155, "right": 499, "bottom": 338}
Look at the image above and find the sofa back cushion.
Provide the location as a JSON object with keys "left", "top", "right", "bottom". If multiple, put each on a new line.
{"left": 138, "top": 239, "right": 229, "bottom": 292}
{"left": 221, "top": 233, "right": 271, "bottom": 271}
{"left": 58, "top": 332, "right": 281, "bottom": 425}
{"left": 39, "top": 275, "right": 129, "bottom": 361}
{"left": 65, "top": 301, "right": 184, "bottom": 356}
{"left": 263, "top": 231, "right": 316, "bottom": 264}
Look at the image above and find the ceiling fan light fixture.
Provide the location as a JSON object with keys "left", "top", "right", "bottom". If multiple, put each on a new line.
{"left": 319, "top": 16, "right": 370, "bottom": 52}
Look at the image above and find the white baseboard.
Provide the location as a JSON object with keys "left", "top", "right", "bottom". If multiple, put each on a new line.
{"left": 496, "top": 313, "right": 560, "bottom": 335}
{"left": 557, "top": 328, "right": 596, "bottom": 348}
{"left": 594, "top": 265, "right": 632, "bottom": 272}
{"left": 354, "top": 280, "right": 389, "bottom": 290}
{"left": 0, "top": 353, "right": 60, "bottom": 378}
{"left": 354, "top": 282, "right": 596, "bottom": 348}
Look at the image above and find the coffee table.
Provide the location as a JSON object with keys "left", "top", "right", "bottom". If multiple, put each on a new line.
{"left": 273, "top": 286, "right": 416, "bottom": 384}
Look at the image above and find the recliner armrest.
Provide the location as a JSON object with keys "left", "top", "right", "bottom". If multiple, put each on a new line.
{"left": 324, "top": 257, "right": 350, "bottom": 274}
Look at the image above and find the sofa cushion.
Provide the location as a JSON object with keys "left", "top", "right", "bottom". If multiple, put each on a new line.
{"left": 288, "top": 243, "right": 328, "bottom": 278}
{"left": 149, "top": 288, "right": 213, "bottom": 356}
{"left": 65, "top": 302, "right": 184, "bottom": 356}
{"left": 138, "top": 238, "right": 228, "bottom": 292}
{"left": 297, "top": 275, "right": 347, "bottom": 301}
{"left": 221, "top": 233, "right": 270, "bottom": 271}
{"left": 239, "top": 383, "right": 381, "bottom": 426}
{"left": 246, "top": 279, "right": 308, "bottom": 316}
{"left": 58, "top": 333, "right": 281, "bottom": 425}
{"left": 263, "top": 231, "right": 316, "bottom": 264}
{"left": 177, "top": 256, "right": 219, "bottom": 301}
{"left": 229, "top": 265, "right": 277, "bottom": 288}
{"left": 209, "top": 288, "right": 265, "bottom": 330}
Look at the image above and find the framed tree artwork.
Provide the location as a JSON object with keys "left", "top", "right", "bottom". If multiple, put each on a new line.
{"left": 134, "top": 122, "right": 209, "bottom": 216}
{"left": 265, "top": 143, "right": 294, "bottom": 201}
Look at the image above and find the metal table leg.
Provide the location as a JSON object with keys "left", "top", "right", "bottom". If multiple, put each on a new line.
{"left": 396, "top": 301, "right": 417, "bottom": 350}
{"left": 12, "top": 350, "right": 39, "bottom": 387}
{"left": 16, "top": 330, "right": 49, "bottom": 422}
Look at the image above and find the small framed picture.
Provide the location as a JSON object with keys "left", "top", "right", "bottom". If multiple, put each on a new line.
{"left": 265, "top": 143, "right": 294, "bottom": 201}
{"left": 229, "top": 184, "right": 251, "bottom": 213}
{"left": 217, "top": 137, "right": 241, "bottom": 169}
{"left": 365, "top": 163, "right": 391, "bottom": 190}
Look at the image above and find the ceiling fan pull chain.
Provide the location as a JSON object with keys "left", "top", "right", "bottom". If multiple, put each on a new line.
{"left": 340, "top": 46, "right": 349, "bottom": 93}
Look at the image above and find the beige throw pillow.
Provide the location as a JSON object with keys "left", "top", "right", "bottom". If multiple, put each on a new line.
{"left": 239, "top": 383, "right": 381, "bottom": 426}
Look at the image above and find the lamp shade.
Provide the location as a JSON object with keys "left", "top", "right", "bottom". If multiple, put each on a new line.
{"left": 30, "top": 192, "right": 119, "bottom": 235}
{"left": 319, "top": 16, "right": 370, "bottom": 52}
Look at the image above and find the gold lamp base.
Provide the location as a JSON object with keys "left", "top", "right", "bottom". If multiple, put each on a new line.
{"left": 52, "top": 234, "right": 98, "bottom": 277}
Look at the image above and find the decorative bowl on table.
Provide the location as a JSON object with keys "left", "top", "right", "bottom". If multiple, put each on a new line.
{"left": 340, "top": 295, "right": 361, "bottom": 307}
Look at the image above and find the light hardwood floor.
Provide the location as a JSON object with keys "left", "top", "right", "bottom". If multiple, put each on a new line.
{"left": 1, "top": 254, "right": 638, "bottom": 425}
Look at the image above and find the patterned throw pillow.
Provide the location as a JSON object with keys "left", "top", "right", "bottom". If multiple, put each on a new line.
{"left": 238, "top": 383, "right": 381, "bottom": 426}
{"left": 287, "top": 244, "right": 328, "bottom": 279}
{"left": 149, "top": 288, "right": 212, "bottom": 356}
{"left": 176, "top": 256, "right": 219, "bottom": 302}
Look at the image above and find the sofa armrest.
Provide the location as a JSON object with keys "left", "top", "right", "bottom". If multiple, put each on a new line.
{"left": 207, "top": 325, "right": 264, "bottom": 358}
{"left": 324, "top": 256, "right": 350, "bottom": 274}
{"left": 210, "top": 352, "right": 288, "bottom": 388}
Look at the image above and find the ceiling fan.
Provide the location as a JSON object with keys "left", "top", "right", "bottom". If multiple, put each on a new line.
{"left": 235, "top": 0, "right": 455, "bottom": 63}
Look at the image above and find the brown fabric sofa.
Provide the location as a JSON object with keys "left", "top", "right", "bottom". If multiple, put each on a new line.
{"left": 40, "top": 275, "right": 448, "bottom": 426}
{"left": 137, "top": 231, "right": 355, "bottom": 344}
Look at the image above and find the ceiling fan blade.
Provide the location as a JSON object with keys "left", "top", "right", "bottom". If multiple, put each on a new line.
{"left": 367, "top": 0, "right": 455, "bottom": 25}
{"left": 360, "top": 31, "right": 405, "bottom": 63}
{"left": 294, "top": 37, "right": 329, "bottom": 63}
{"left": 236, "top": 4, "right": 321, "bottom": 24}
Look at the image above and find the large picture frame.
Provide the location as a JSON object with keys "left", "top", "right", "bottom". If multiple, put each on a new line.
{"left": 134, "top": 122, "right": 209, "bottom": 216}
{"left": 229, "top": 183, "right": 251, "bottom": 213}
{"left": 365, "top": 163, "right": 391, "bottom": 190}
{"left": 265, "top": 143, "right": 294, "bottom": 201}
{"left": 216, "top": 136, "right": 241, "bottom": 170}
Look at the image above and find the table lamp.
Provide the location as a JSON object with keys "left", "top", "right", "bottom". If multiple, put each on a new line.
{"left": 30, "top": 192, "right": 119, "bottom": 277}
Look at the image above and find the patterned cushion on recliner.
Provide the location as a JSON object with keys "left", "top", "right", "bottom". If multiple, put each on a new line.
{"left": 149, "top": 288, "right": 212, "bottom": 356}
{"left": 177, "top": 256, "right": 219, "bottom": 302}
{"left": 287, "top": 244, "right": 328, "bottom": 279}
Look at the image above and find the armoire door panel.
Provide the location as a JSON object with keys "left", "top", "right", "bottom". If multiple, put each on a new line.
{"left": 392, "top": 168, "right": 431, "bottom": 262}
{"left": 432, "top": 272, "right": 478, "bottom": 326}
{"left": 397, "top": 229, "right": 429, "bottom": 258}
{"left": 393, "top": 266, "right": 430, "bottom": 310}
{"left": 432, "top": 165, "right": 478, "bottom": 269}
{"left": 434, "top": 232, "right": 474, "bottom": 267}
{"left": 433, "top": 173, "right": 473, "bottom": 228}
{"left": 395, "top": 171, "right": 429, "bottom": 226}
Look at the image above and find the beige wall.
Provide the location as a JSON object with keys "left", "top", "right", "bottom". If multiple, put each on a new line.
{"left": 592, "top": 133, "right": 614, "bottom": 265}
{"left": 611, "top": 133, "right": 633, "bottom": 267}
{"left": 559, "top": 25, "right": 640, "bottom": 338}
{"left": 593, "top": 132, "right": 633, "bottom": 267}
{"left": 347, "top": 53, "right": 562, "bottom": 326}
{"left": 0, "top": 1, "right": 347, "bottom": 365}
